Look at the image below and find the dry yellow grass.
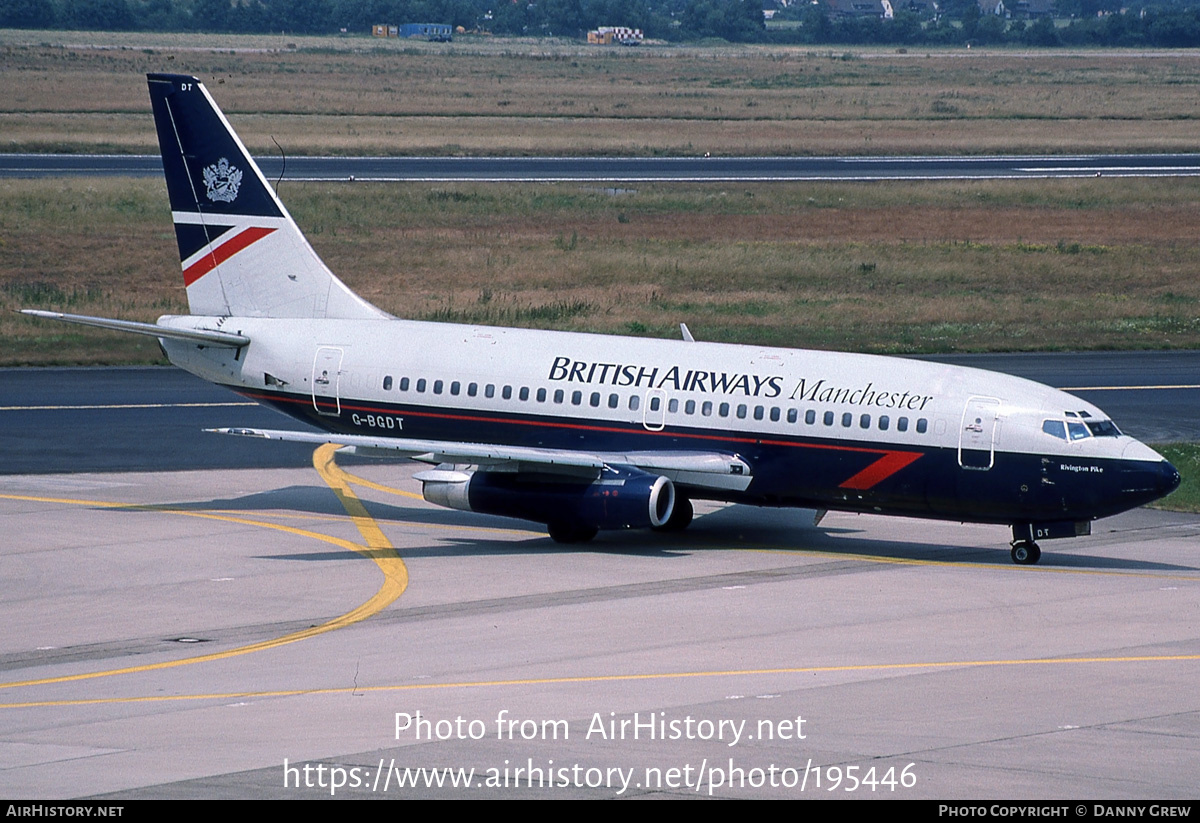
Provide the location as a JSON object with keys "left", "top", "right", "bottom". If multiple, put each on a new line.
{"left": 4, "top": 35, "right": 1200, "bottom": 155}
{"left": 4, "top": 177, "right": 1199, "bottom": 365}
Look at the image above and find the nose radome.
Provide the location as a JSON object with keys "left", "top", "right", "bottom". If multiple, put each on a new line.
{"left": 1121, "top": 440, "right": 1181, "bottom": 499}
{"left": 1159, "top": 460, "right": 1182, "bottom": 496}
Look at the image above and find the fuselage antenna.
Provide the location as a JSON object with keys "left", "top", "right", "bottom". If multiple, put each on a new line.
{"left": 271, "top": 136, "right": 286, "bottom": 194}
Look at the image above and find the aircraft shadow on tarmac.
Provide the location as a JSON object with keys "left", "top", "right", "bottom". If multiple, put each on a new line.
{"left": 105, "top": 485, "right": 1200, "bottom": 573}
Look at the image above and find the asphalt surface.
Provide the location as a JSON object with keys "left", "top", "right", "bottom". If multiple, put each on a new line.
{"left": 1, "top": 350, "right": 1196, "bottom": 475}
{"left": 1, "top": 464, "right": 1197, "bottom": 799}
{"left": 3, "top": 356, "right": 1198, "bottom": 800}
{"left": 5, "top": 153, "right": 1200, "bottom": 182}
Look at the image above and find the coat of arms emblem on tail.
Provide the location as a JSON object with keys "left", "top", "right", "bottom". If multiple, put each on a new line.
{"left": 202, "top": 157, "right": 242, "bottom": 203}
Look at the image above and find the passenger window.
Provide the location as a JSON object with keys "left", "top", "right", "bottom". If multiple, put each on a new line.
{"left": 771, "top": 407, "right": 781, "bottom": 422}
{"left": 737, "top": 404, "right": 748, "bottom": 419}
{"left": 554, "top": 389, "right": 564, "bottom": 403}
{"left": 753, "top": 406, "right": 764, "bottom": 421}
{"left": 383, "top": 375, "right": 393, "bottom": 391}
{"left": 609, "top": 393, "right": 619, "bottom": 409}
{"left": 519, "top": 387, "right": 529, "bottom": 401}
{"left": 824, "top": 411, "right": 834, "bottom": 426}
{"left": 842, "top": 413, "right": 852, "bottom": 428}
{"left": 1042, "top": 420, "right": 1067, "bottom": 440}
{"left": 629, "top": 395, "right": 640, "bottom": 411}
{"left": 450, "top": 381, "right": 460, "bottom": 396}
{"left": 702, "top": 401, "right": 712, "bottom": 416}
{"left": 719, "top": 403, "right": 730, "bottom": 418}
{"left": 590, "top": 392, "right": 601, "bottom": 408}
{"left": 668, "top": 398, "right": 679, "bottom": 413}
{"left": 786, "top": 408, "right": 797, "bottom": 424}
{"left": 650, "top": 396, "right": 661, "bottom": 412}
{"left": 897, "top": 417, "right": 908, "bottom": 432}
{"left": 879, "top": 415, "right": 889, "bottom": 431}
{"left": 916, "top": 418, "right": 928, "bottom": 434}
{"left": 400, "top": 377, "right": 410, "bottom": 391}
{"left": 537, "top": 387, "right": 547, "bottom": 402}
{"left": 467, "top": 382, "right": 477, "bottom": 397}
{"left": 485, "top": 384, "right": 495, "bottom": 398}
{"left": 572, "top": 390, "right": 582, "bottom": 406}
{"left": 860, "top": 414, "right": 870, "bottom": 429}
{"left": 433, "top": 379, "right": 443, "bottom": 394}
{"left": 685, "top": 399, "right": 696, "bottom": 415}
{"left": 806, "top": 410, "right": 816, "bottom": 425}
{"left": 416, "top": 378, "right": 427, "bottom": 393}
{"left": 502, "top": 385, "right": 512, "bottom": 400}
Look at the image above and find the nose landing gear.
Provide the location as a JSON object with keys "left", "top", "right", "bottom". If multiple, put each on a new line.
{"left": 1010, "top": 539, "right": 1041, "bottom": 565}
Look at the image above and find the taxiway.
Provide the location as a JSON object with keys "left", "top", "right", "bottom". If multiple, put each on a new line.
{"left": 1, "top": 456, "right": 1197, "bottom": 798}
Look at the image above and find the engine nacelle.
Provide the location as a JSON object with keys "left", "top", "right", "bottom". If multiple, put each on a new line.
{"left": 419, "top": 465, "right": 675, "bottom": 532}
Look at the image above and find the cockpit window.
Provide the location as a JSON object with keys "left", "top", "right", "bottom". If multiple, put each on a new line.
{"left": 1045, "top": 418, "right": 1117, "bottom": 441}
{"left": 1086, "top": 419, "right": 1121, "bottom": 438}
{"left": 1042, "top": 420, "right": 1067, "bottom": 440}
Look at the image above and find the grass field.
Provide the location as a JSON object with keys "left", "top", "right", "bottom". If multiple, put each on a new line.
{"left": 4, "top": 176, "right": 1200, "bottom": 365}
{"left": 1152, "top": 444, "right": 1200, "bottom": 512}
{"left": 4, "top": 32, "right": 1200, "bottom": 156}
{"left": 3, "top": 37, "right": 1198, "bottom": 360}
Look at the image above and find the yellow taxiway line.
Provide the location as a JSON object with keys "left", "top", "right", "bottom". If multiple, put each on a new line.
{"left": 0, "top": 444, "right": 406, "bottom": 691}
{"left": 3, "top": 652, "right": 1198, "bottom": 709}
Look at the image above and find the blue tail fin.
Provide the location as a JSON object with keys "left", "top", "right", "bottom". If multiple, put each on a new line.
{"left": 147, "top": 73, "right": 388, "bottom": 321}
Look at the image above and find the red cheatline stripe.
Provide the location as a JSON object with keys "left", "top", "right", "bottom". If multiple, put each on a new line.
{"left": 182, "top": 226, "right": 276, "bottom": 287}
{"left": 839, "top": 450, "right": 924, "bottom": 490}
{"left": 241, "top": 389, "right": 925, "bottom": 491}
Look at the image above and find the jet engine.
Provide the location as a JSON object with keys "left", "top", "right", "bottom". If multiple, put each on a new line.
{"left": 418, "top": 465, "right": 675, "bottom": 542}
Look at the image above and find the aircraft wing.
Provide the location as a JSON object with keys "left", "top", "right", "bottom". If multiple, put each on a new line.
{"left": 210, "top": 427, "right": 752, "bottom": 492}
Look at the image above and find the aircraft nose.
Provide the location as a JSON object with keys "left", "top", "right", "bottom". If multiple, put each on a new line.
{"left": 1119, "top": 441, "right": 1181, "bottom": 504}
{"left": 1159, "top": 460, "right": 1182, "bottom": 497}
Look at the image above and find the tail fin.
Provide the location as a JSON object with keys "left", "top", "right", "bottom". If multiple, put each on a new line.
{"left": 147, "top": 73, "right": 388, "bottom": 321}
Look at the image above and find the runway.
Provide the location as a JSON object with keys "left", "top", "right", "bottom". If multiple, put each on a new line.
{"left": 4, "top": 153, "right": 1200, "bottom": 182}
{"left": 0, "top": 358, "right": 1198, "bottom": 798}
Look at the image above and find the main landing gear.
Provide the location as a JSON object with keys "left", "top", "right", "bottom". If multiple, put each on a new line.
{"left": 1010, "top": 539, "right": 1041, "bottom": 565}
{"left": 547, "top": 522, "right": 599, "bottom": 544}
{"left": 546, "top": 496, "right": 695, "bottom": 544}
{"left": 652, "top": 496, "right": 694, "bottom": 532}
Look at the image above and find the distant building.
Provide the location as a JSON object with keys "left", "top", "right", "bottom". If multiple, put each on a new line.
{"left": 587, "top": 26, "right": 644, "bottom": 44}
{"left": 371, "top": 23, "right": 452, "bottom": 41}
{"left": 1010, "top": 0, "right": 1055, "bottom": 17}
{"left": 976, "top": 0, "right": 1054, "bottom": 16}
{"left": 825, "top": 0, "right": 890, "bottom": 17}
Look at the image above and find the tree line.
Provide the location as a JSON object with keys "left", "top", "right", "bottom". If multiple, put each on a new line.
{"left": 6, "top": 0, "right": 1200, "bottom": 47}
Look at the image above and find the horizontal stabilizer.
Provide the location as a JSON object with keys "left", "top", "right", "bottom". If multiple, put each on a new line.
{"left": 20, "top": 310, "right": 249, "bottom": 347}
{"left": 209, "top": 427, "right": 752, "bottom": 490}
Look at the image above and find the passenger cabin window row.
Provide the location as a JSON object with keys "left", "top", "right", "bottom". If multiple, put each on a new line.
{"left": 379, "top": 375, "right": 929, "bottom": 435}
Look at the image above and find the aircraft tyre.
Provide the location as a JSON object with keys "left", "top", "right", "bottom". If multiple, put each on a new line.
{"left": 653, "top": 496, "right": 693, "bottom": 532}
{"left": 1010, "top": 540, "right": 1041, "bottom": 565}
{"left": 547, "top": 521, "right": 599, "bottom": 544}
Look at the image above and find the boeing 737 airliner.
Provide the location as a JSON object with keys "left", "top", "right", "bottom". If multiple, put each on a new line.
{"left": 23, "top": 74, "right": 1181, "bottom": 564}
